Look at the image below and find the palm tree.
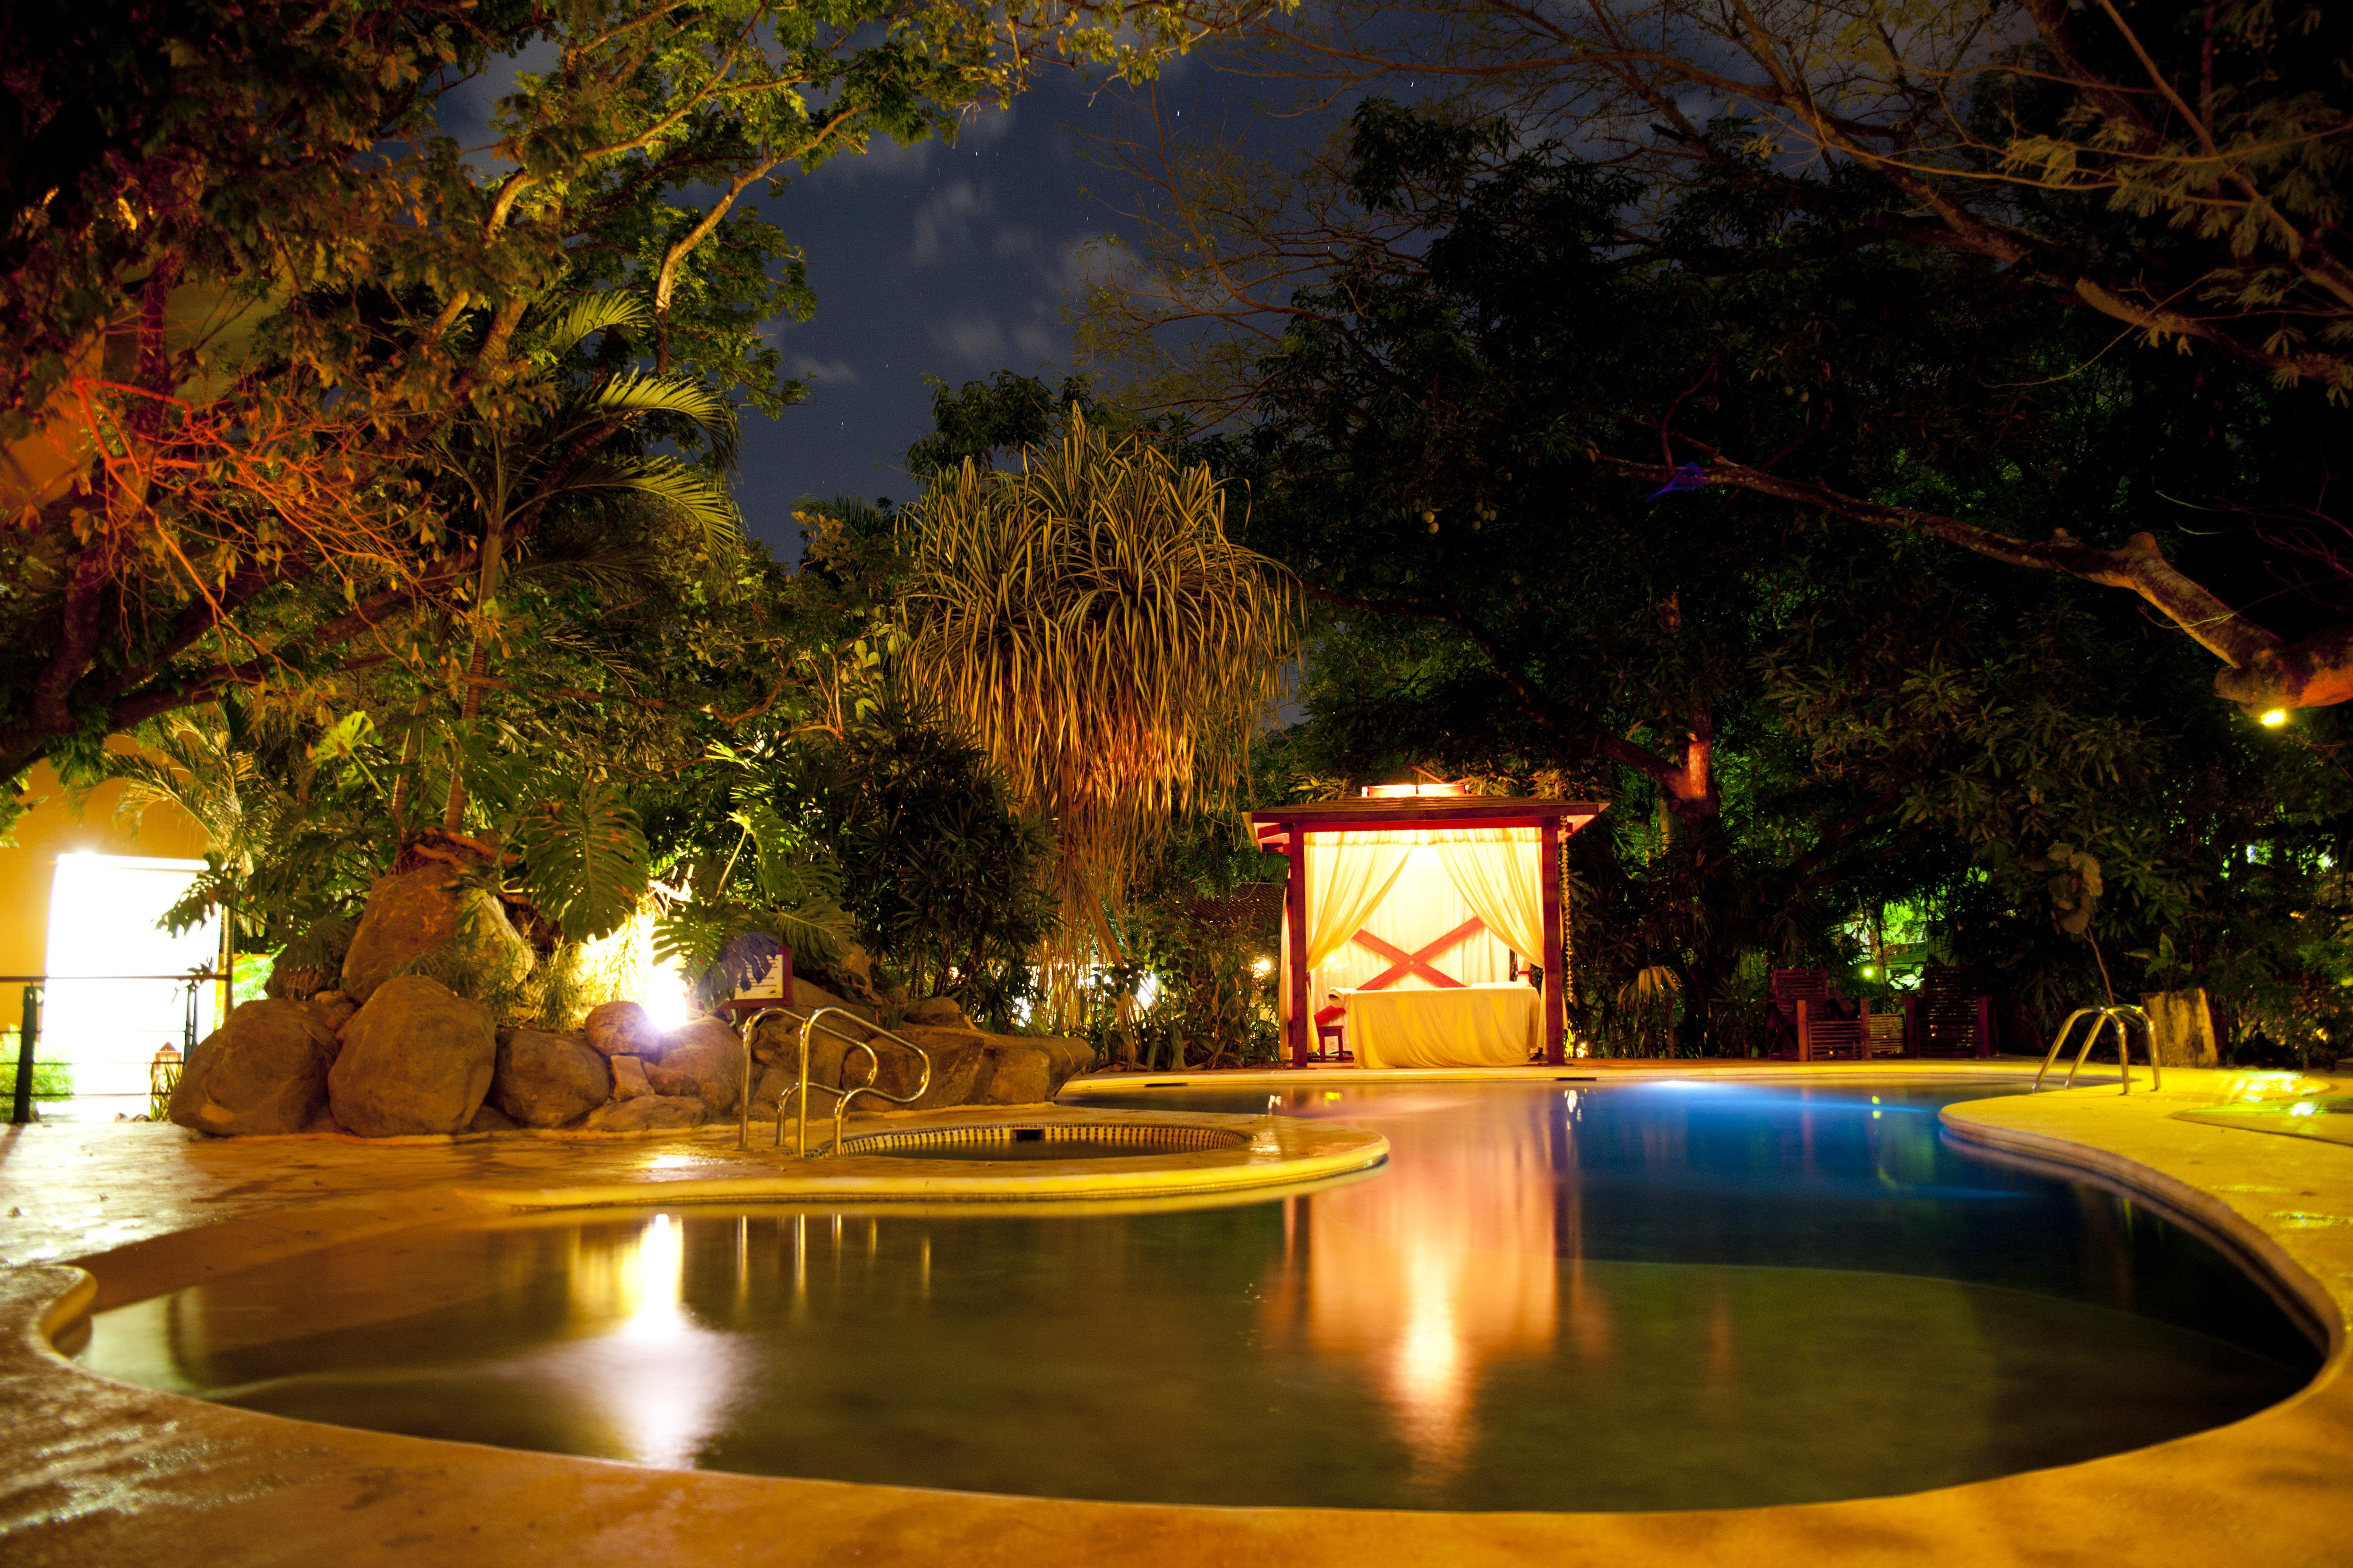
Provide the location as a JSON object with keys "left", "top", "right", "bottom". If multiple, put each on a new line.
{"left": 426, "top": 293, "right": 743, "bottom": 836}
{"left": 899, "top": 408, "right": 1299, "bottom": 1006}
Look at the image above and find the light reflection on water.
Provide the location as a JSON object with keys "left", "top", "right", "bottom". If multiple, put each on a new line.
{"left": 79, "top": 1081, "right": 2321, "bottom": 1511}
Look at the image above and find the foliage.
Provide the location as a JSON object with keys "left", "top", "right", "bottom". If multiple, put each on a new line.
{"left": 1, "top": 0, "right": 1198, "bottom": 802}
{"left": 1167, "top": 100, "right": 2353, "bottom": 1055}
{"left": 900, "top": 408, "right": 1301, "bottom": 975}
{"left": 788, "top": 694, "right": 1056, "bottom": 1027}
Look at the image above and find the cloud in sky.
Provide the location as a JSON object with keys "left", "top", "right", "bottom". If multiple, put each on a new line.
{"left": 791, "top": 356, "right": 859, "bottom": 385}
{"left": 931, "top": 312, "right": 1007, "bottom": 364}
{"left": 911, "top": 179, "right": 992, "bottom": 265}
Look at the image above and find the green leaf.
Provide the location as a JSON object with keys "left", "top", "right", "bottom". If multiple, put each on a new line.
{"left": 515, "top": 779, "right": 650, "bottom": 942}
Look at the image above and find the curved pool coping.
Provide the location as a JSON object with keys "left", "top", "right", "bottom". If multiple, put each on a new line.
{"left": 5, "top": 1060, "right": 2352, "bottom": 1566}
{"left": 449, "top": 1106, "right": 1389, "bottom": 1211}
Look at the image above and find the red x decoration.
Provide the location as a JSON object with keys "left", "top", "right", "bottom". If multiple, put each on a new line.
{"left": 1351, "top": 917, "right": 1487, "bottom": 990}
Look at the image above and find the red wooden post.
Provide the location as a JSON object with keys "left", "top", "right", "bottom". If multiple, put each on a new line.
{"left": 1284, "top": 829, "right": 1310, "bottom": 1068}
{"left": 1796, "top": 997, "right": 1814, "bottom": 1062}
{"left": 1541, "top": 818, "right": 1565, "bottom": 1066}
{"left": 1974, "top": 995, "right": 1995, "bottom": 1058}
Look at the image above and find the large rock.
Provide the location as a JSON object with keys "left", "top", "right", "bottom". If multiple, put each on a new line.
{"left": 340, "top": 865, "right": 537, "bottom": 1006}
{"left": 972, "top": 1035, "right": 1095, "bottom": 1106}
{"left": 647, "top": 1017, "right": 745, "bottom": 1114}
{"left": 581, "top": 1094, "right": 705, "bottom": 1133}
{"left": 327, "top": 975, "right": 497, "bottom": 1137}
{"left": 584, "top": 1000, "right": 664, "bottom": 1060}
{"left": 492, "top": 1029, "right": 612, "bottom": 1128}
{"left": 782, "top": 977, "right": 876, "bottom": 1025}
{"left": 747, "top": 1010, "right": 857, "bottom": 1087}
{"left": 306, "top": 991, "right": 358, "bottom": 1038}
{"left": 168, "top": 999, "right": 338, "bottom": 1136}
{"left": 902, "top": 995, "right": 972, "bottom": 1029}
{"left": 609, "top": 1055, "right": 654, "bottom": 1099}
{"left": 857, "top": 1025, "right": 987, "bottom": 1111}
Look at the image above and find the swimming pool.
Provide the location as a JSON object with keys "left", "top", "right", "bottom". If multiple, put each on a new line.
{"left": 75, "top": 1079, "right": 2319, "bottom": 1512}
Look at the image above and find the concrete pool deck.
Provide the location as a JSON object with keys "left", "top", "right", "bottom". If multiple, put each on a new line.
{"left": 3, "top": 1060, "right": 2350, "bottom": 1565}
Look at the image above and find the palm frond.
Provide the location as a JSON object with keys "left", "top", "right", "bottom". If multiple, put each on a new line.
{"left": 533, "top": 292, "right": 650, "bottom": 361}
{"left": 590, "top": 372, "right": 740, "bottom": 468}
{"left": 585, "top": 455, "right": 744, "bottom": 565}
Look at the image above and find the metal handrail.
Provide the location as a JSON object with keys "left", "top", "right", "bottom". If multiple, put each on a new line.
{"left": 734, "top": 1004, "right": 933, "bottom": 1157}
{"left": 2034, "top": 1004, "right": 2160, "bottom": 1094}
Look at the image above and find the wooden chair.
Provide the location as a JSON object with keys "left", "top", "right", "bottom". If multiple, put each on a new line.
{"left": 1768, "top": 969, "right": 1859, "bottom": 1059}
{"left": 1313, "top": 999, "right": 1352, "bottom": 1062}
{"left": 1792, "top": 998, "right": 1872, "bottom": 1061}
{"left": 1904, "top": 965, "right": 1995, "bottom": 1058}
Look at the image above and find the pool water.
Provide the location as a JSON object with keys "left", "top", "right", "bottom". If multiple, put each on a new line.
{"left": 76, "top": 1080, "right": 2320, "bottom": 1512}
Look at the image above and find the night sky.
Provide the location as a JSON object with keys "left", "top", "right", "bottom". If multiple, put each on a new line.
{"left": 442, "top": 51, "right": 1258, "bottom": 561}
{"left": 732, "top": 61, "right": 1215, "bottom": 558}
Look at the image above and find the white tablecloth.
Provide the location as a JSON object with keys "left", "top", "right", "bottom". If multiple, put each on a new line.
{"left": 1341, "top": 983, "right": 1539, "bottom": 1069}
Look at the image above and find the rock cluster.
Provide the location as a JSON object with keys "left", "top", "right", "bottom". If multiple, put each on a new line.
{"left": 173, "top": 960, "right": 1090, "bottom": 1140}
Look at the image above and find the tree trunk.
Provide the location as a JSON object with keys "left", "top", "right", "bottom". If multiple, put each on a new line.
{"left": 439, "top": 518, "right": 506, "bottom": 833}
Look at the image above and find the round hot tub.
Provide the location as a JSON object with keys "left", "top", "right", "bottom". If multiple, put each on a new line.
{"left": 837, "top": 1122, "right": 1252, "bottom": 1162}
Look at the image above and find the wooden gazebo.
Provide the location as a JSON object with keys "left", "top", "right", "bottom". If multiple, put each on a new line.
{"left": 1248, "top": 788, "right": 1606, "bottom": 1069}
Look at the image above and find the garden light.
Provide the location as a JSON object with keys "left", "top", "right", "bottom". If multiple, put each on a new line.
{"left": 2260, "top": 709, "right": 2289, "bottom": 727}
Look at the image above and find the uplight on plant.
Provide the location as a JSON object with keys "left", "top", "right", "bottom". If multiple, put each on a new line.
{"left": 2260, "top": 709, "right": 2289, "bottom": 727}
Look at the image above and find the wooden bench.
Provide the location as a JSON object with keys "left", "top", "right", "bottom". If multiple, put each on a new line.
{"left": 1903, "top": 965, "right": 1994, "bottom": 1058}
{"left": 1769, "top": 968, "right": 1863, "bottom": 1060}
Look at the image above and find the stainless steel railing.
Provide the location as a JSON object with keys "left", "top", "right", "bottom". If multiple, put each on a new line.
{"left": 734, "top": 1004, "right": 934, "bottom": 1157}
{"left": 2033, "top": 1004, "right": 2160, "bottom": 1094}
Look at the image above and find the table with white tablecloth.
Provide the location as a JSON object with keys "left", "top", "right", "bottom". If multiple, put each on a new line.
{"left": 1339, "top": 982, "right": 1540, "bottom": 1069}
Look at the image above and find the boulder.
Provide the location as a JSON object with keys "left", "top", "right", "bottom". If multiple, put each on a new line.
{"left": 327, "top": 975, "right": 497, "bottom": 1137}
{"left": 972, "top": 1036, "right": 1093, "bottom": 1106}
{"left": 860, "top": 1024, "right": 987, "bottom": 1111}
{"left": 782, "top": 977, "right": 876, "bottom": 1025}
{"left": 307, "top": 991, "right": 358, "bottom": 1039}
{"left": 582, "top": 1094, "right": 705, "bottom": 1133}
{"left": 748, "top": 1063, "right": 799, "bottom": 1122}
{"left": 492, "top": 1029, "right": 612, "bottom": 1128}
{"left": 661, "top": 1014, "right": 739, "bottom": 1058}
{"left": 648, "top": 1017, "right": 745, "bottom": 1115}
{"left": 903, "top": 995, "right": 972, "bottom": 1029}
{"left": 584, "top": 1000, "right": 664, "bottom": 1060}
{"left": 467, "top": 1102, "right": 519, "bottom": 1133}
{"left": 746, "top": 1011, "right": 857, "bottom": 1088}
{"left": 340, "top": 865, "right": 536, "bottom": 1005}
{"left": 168, "top": 999, "right": 339, "bottom": 1136}
{"left": 609, "top": 1055, "right": 654, "bottom": 1099}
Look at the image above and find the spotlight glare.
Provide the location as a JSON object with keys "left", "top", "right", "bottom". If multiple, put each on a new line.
{"left": 2260, "top": 708, "right": 2290, "bottom": 727}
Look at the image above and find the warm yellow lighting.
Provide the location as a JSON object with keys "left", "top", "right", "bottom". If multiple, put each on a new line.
{"left": 2260, "top": 708, "right": 2290, "bottom": 727}
{"left": 1251, "top": 956, "right": 1273, "bottom": 977}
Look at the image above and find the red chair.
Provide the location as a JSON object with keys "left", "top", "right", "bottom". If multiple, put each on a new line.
{"left": 1313, "top": 1000, "right": 1352, "bottom": 1062}
{"left": 1769, "top": 969, "right": 1862, "bottom": 1060}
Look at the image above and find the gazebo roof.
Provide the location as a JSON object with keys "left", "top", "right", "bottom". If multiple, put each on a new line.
{"left": 1248, "top": 795, "right": 1605, "bottom": 848}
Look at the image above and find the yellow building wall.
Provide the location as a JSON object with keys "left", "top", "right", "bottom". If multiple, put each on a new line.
{"left": 2, "top": 762, "right": 211, "bottom": 982}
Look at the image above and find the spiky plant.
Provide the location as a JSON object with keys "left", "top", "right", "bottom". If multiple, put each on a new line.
{"left": 899, "top": 409, "right": 1299, "bottom": 1007}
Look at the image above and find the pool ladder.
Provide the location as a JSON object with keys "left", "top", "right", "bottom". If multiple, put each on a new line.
{"left": 734, "top": 1005, "right": 933, "bottom": 1156}
{"left": 2033, "top": 1004, "right": 2160, "bottom": 1094}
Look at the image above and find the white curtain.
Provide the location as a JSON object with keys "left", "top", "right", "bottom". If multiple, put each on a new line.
{"left": 1283, "top": 837, "right": 1411, "bottom": 1020}
{"left": 1433, "top": 829, "right": 1546, "bottom": 970}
